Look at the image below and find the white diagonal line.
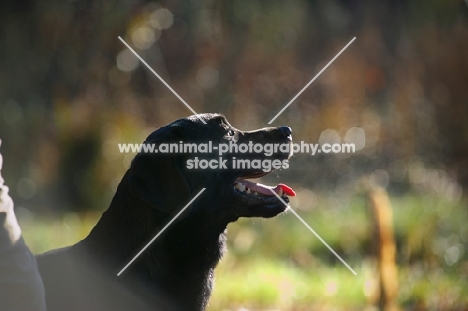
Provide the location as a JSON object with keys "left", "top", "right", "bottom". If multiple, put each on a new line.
{"left": 269, "top": 189, "right": 357, "bottom": 276}
{"left": 117, "top": 188, "right": 206, "bottom": 276}
{"left": 268, "top": 37, "right": 356, "bottom": 124}
{"left": 118, "top": 36, "right": 206, "bottom": 124}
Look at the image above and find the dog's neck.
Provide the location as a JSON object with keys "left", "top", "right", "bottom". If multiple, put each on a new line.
{"left": 83, "top": 171, "right": 226, "bottom": 310}
{"left": 86, "top": 171, "right": 227, "bottom": 252}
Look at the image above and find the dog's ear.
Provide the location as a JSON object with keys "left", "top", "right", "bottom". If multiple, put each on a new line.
{"left": 129, "top": 125, "right": 192, "bottom": 215}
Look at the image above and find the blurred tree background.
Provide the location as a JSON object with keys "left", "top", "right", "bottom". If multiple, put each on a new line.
{"left": 1, "top": 0, "right": 468, "bottom": 310}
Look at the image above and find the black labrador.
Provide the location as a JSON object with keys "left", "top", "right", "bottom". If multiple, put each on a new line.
{"left": 36, "top": 113, "right": 294, "bottom": 311}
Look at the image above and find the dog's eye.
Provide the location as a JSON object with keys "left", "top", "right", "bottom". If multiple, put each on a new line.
{"left": 223, "top": 129, "right": 236, "bottom": 140}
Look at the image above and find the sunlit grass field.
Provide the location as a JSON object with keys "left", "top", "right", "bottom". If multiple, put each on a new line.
{"left": 19, "top": 191, "right": 468, "bottom": 310}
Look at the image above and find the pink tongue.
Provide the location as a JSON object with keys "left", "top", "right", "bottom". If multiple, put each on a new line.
{"left": 278, "top": 183, "right": 296, "bottom": 196}
{"left": 236, "top": 180, "right": 296, "bottom": 196}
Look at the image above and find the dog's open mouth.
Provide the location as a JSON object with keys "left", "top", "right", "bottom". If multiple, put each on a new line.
{"left": 233, "top": 172, "right": 296, "bottom": 204}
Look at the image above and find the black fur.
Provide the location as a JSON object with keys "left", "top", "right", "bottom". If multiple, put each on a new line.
{"left": 36, "top": 113, "right": 292, "bottom": 311}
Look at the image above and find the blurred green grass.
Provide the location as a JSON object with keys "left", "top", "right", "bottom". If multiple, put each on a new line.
{"left": 19, "top": 191, "right": 468, "bottom": 310}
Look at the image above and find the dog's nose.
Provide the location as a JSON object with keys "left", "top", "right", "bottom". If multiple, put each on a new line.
{"left": 278, "top": 126, "right": 292, "bottom": 137}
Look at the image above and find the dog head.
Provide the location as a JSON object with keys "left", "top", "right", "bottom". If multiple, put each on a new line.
{"left": 129, "top": 113, "right": 294, "bottom": 223}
